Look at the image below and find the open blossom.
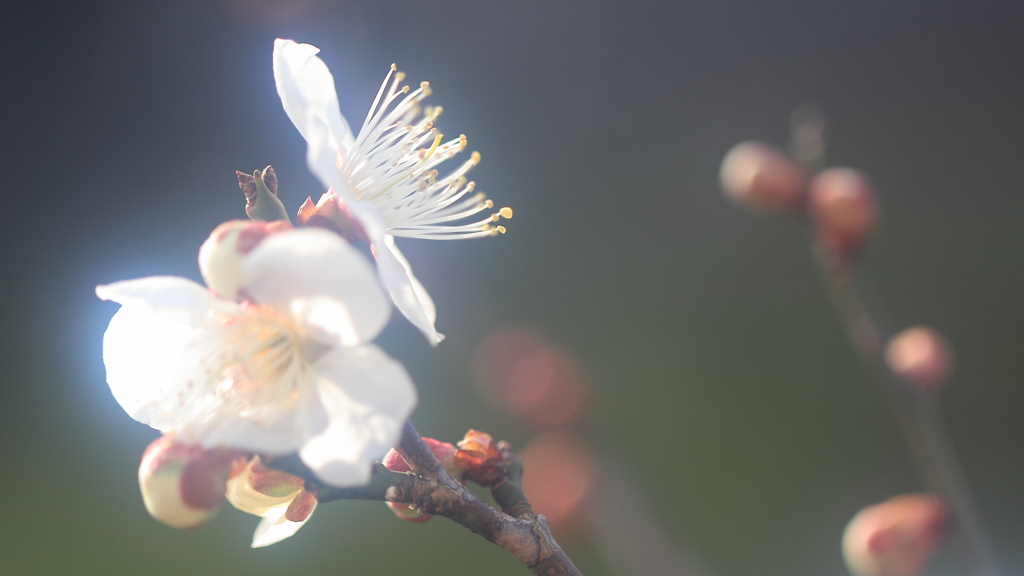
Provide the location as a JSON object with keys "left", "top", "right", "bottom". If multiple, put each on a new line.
{"left": 97, "top": 225, "right": 417, "bottom": 488}
{"left": 273, "top": 38, "right": 512, "bottom": 345}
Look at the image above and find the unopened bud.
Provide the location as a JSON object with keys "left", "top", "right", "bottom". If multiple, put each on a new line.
{"left": 296, "top": 189, "right": 369, "bottom": 244}
{"left": 137, "top": 435, "right": 245, "bottom": 529}
{"left": 381, "top": 438, "right": 458, "bottom": 522}
{"left": 198, "top": 219, "right": 292, "bottom": 299}
{"left": 454, "top": 429, "right": 507, "bottom": 486}
{"left": 842, "top": 494, "right": 947, "bottom": 576}
{"left": 808, "top": 168, "right": 877, "bottom": 259}
{"left": 886, "top": 327, "right": 953, "bottom": 395}
{"left": 720, "top": 141, "right": 806, "bottom": 214}
{"left": 225, "top": 457, "right": 318, "bottom": 548}
{"left": 238, "top": 165, "right": 289, "bottom": 222}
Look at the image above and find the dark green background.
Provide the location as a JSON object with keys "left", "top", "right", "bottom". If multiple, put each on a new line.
{"left": 1, "top": 1, "right": 1022, "bottom": 574}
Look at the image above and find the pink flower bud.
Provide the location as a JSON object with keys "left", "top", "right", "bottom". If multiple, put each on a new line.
{"left": 198, "top": 219, "right": 292, "bottom": 299}
{"left": 886, "top": 327, "right": 953, "bottom": 395}
{"left": 842, "top": 494, "right": 948, "bottom": 576}
{"left": 808, "top": 168, "right": 877, "bottom": 259}
{"left": 720, "top": 141, "right": 806, "bottom": 214}
{"left": 224, "top": 457, "right": 318, "bottom": 547}
{"left": 381, "top": 437, "right": 458, "bottom": 523}
{"left": 454, "top": 430, "right": 508, "bottom": 486}
{"left": 137, "top": 435, "right": 245, "bottom": 529}
{"left": 296, "top": 189, "right": 369, "bottom": 244}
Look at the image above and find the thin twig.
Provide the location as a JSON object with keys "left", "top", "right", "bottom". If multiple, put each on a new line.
{"left": 818, "top": 252, "right": 1001, "bottom": 576}
{"left": 269, "top": 423, "right": 584, "bottom": 576}
{"left": 395, "top": 421, "right": 583, "bottom": 576}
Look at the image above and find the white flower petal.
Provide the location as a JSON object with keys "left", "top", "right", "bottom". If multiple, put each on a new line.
{"left": 189, "top": 382, "right": 328, "bottom": 455}
{"left": 98, "top": 276, "right": 331, "bottom": 452}
{"left": 101, "top": 304, "right": 198, "bottom": 426}
{"left": 97, "top": 277, "right": 215, "bottom": 424}
{"left": 300, "top": 345, "right": 417, "bottom": 487}
{"left": 305, "top": 115, "right": 354, "bottom": 201}
{"left": 375, "top": 235, "right": 444, "bottom": 345}
{"left": 251, "top": 504, "right": 314, "bottom": 548}
{"left": 241, "top": 228, "right": 390, "bottom": 344}
{"left": 96, "top": 276, "right": 214, "bottom": 329}
{"left": 273, "top": 39, "right": 354, "bottom": 154}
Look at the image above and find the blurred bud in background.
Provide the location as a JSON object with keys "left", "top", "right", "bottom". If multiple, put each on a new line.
{"left": 138, "top": 435, "right": 245, "bottom": 530}
{"left": 519, "top": 430, "right": 598, "bottom": 534}
{"left": 381, "top": 438, "right": 458, "bottom": 523}
{"left": 719, "top": 141, "right": 806, "bottom": 214}
{"left": 885, "top": 326, "right": 953, "bottom": 395}
{"left": 842, "top": 494, "right": 948, "bottom": 576}
{"left": 472, "top": 326, "right": 588, "bottom": 428}
{"left": 789, "top": 104, "right": 827, "bottom": 166}
{"left": 808, "top": 168, "right": 877, "bottom": 260}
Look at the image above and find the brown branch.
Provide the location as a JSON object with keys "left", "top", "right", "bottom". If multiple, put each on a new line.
{"left": 264, "top": 424, "right": 584, "bottom": 575}
{"left": 394, "top": 421, "right": 583, "bottom": 576}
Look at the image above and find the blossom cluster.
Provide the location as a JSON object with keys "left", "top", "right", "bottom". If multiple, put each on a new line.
{"left": 97, "top": 39, "right": 509, "bottom": 546}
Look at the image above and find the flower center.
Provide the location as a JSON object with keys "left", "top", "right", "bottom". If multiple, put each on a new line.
{"left": 186, "top": 303, "right": 311, "bottom": 424}
{"left": 339, "top": 65, "right": 513, "bottom": 240}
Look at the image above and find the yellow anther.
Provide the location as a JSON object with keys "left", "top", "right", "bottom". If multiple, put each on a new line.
{"left": 458, "top": 134, "right": 467, "bottom": 150}
{"left": 470, "top": 151, "right": 481, "bottom": 165}
{"left": 390, "top": 63, "right": 397, "bottom": 70}
{"left": 496, "top": 226, "right": 507, "bottom": 235}
{"left": 402, "top": 85, "right": 410, "bottom": 93}
{"left": 484, "top": 199, "right": 494, "bottom": 209}
{"left": 420, "top": 81, "right": 430, "bottom": 90}
{"left": 499, "top": 207, "right": 514, "bottom": 219}
{"left": 395, "top": 72, "right": 406, "bottom": 82}
{"left": 466, "top": 181, "right": 476, "bottom": 191}
{"left": 490, "top": 213, "right": 501, "bottom": 222}
{"left": 421, "top": 133, "right": 443, "bottom": 162}
{"left": 474, "top": 192, "right": 486, "bottom": 202}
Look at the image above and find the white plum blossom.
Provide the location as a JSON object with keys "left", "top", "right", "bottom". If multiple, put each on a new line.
{"left": 97, "top": 226, "right": 417, "bottom": 488}
{"left": 273, "top": 38, "right": 512, "bottom": 345}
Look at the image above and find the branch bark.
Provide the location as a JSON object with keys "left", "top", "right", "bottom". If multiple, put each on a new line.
{"left": 395, "top": 421, "right": 583, "bottom": 576}
{"left": 268, "top": 422, "right": 584, "bottom": 576}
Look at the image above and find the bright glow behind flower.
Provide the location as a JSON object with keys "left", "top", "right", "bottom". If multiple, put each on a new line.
{"left": 273, "top": 38, "right": 513, "bottom": 345}
{"left": 97, "top": 227, "right": 417, "bottom": 487}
